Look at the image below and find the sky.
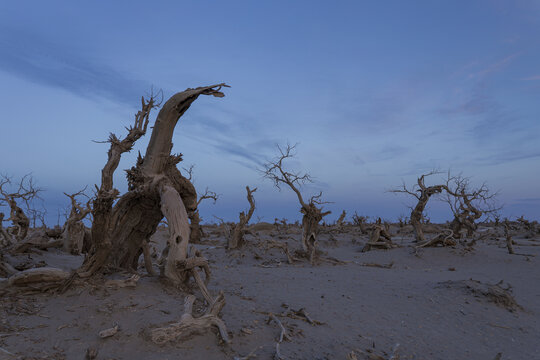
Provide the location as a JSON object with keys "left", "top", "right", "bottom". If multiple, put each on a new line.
{"left": 0, "top": 0, "right": 539, "bottom": 225}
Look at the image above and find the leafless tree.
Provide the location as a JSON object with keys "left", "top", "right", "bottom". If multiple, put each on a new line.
{"left": 444, "top": 174, "right": 500, "bottom": 238}
{"left": 262, "top": 143, "right": 331, "bottom": 264}
{"left": 228, "top": 186, "right": 257, "bottom": 249}
{"left": 61, "top": 188, "right": 92, "bottom": 254}
{"left": 0, "top": 174, "right": 42, "bottom": 241}
{"left": 390, "top": 171, "right": 446, "bottom": 243}
{"left": 352, "top": 212, "right": 369, "bottom": 234}
{"left": 78, "top": 85, "right": 229, "bottom": 290}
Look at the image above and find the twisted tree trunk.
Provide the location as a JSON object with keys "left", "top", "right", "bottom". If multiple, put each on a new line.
{"left": 78, "top": 84, "right": 228, "bottom": 285}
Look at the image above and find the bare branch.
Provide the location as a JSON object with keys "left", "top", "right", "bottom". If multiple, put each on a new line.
{"left": 197, "top": 187, "right": 220, "bottom": 206}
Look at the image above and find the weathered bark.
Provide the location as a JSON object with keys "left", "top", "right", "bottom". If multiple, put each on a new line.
{"left": 6, "top": 197, "right": 29, "bottom": 241}
{"left": 62, "top": 191, "right": 91, "bottom": 254}
{"left": 228, "top": 186, "right": 257, "bottom": 249}
{"left": 410, "top": 184, "right": 444, "bottom": 243}
{"left": 300, "top": 203, "right": 330, "bottom": 263}
{"left": 189, "top": 210, "right": 203, "bottom": 243}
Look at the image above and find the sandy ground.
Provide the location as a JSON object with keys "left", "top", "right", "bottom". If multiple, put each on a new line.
{"left": 1, "top": 223, "right": 539, "bottom": 360}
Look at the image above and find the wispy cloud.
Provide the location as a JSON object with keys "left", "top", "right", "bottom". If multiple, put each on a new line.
{"left": 0, "top": 27, "right": 150, "bottom": 106}
{"left": 467, "top": 53, "right": 521, "bottom": 79}
{"left": 0, "top": 27, "right": 279, "bottom": 171}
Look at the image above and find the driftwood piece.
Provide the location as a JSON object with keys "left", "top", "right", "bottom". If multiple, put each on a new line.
{"left": 11, "top": 230, "right": 63, "bottom": 253}
{"left": 7, "top": 267, "right": 70, "bottom": 287}
{"left": 149, "top": 292, "right": 229, "bottom": 344}
{"left": 267, "top": 313, "right": 290, "bottom": 360}
{"left": 357, "top": 261, "right": 394, "bottom": 269}
{"left": 228, "top": 186, "right": 257, "bottom": 249}
{"left": 99, "top": 324, "right": 119, "bottom": 338}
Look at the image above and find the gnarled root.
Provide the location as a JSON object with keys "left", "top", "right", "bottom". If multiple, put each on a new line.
{"left": 149, "top": 292, "right": 229, "bottom": 344}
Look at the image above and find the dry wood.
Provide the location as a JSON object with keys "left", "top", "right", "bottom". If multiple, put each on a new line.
{"left": 445, "top": 174, "right": 500, "bottom": 238}
{"left": 416, "top": 229, "right": 456, "bottom": 248}
{"left": 504, "top": 222, "right": 515, "bottom": 254}
{"left": 262, "top": 144, "right": 331, "bottom": 265}
{"left": 78, "top": 84, "right": 228, "bottom": 280}
{"left": 362, "top": 221, "right": 395, "bottom": 252}
{"left": 11, "top": 231, "right": 63, "bottom": 253}
{"left": 105, "top": 274, "right": 140, "bottom": 288}
{"left": 62, "top": 189, "right": 91, "bottom": 254}
{"left": 149, "top": 292, "right": 229, "bottom": 344}
{"left": 267, "top": 312, "right": 290, "bottom": 360}
{"left": 0, "top": 213, "right": 13, "bottom": 247}
{"left": 7, "top": 267, "right": 70, "bottom": 287}
{"left": 142, "top": 240, "right": 157, "bottom": 276}
{"left": 391, "top": 171, "right": 446, "bottom": 243}
{"left": 228, "top": 186, "right": 257, "bottom": 249}
{"left": 0, "top": 174, "right": 41, "bottom": 242}
{"left": 99, "top": 324, "right": 119, "bottom": 338}
{"left": 335, "top": 210, "right": 347, "bottom": 232}
{"left": 357, "top": 261, "right": 394, "bottom": 269}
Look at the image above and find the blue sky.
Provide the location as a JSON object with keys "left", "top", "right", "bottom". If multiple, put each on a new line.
{"left": 0, "top": 0, "right": 539, "bottom": 225}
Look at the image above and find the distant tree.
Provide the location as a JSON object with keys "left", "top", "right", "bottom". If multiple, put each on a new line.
{"left": 227, "top": 186, "right": 257, "bottom": 249}
{"left": 444, "top": 174, "right": 500, "bottom": 238}
{"left": 390, "top": 171, "right": 446, "bottom": 243}
{"left": 0, "top": 174, "right": 42, "bottom": 241}
{"left": 262, "top": 143, "right": 331, "bottom": 264}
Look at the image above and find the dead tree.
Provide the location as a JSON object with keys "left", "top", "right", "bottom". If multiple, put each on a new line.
{"left": 361, "top": 218, "right": 395, "bottom": 252}
{"left": 504, "top": 221, "right": 515, "bottom": 255}
{"left": 390, "top": 171, "right": 446, "bottom": 243}
{"left": 262, "top": 144, "right": 331, "bottom": 264}
{"left": 352, "top": 212, "right": 369, "bottom": 234}
{"left": 227, "top": 186, "right": 257, "bottom": 249}
{"left": 0, "top": 174, "right": 41, "bottom": 241}
{"left": 191, "top": 187, "right": 220, "bottom": 243}
{"left": 336, "top": 210, "right": 346, "bottom": 230}
{"left": 445, "top": 175, "right": 500, "bottom": 239}
{"left": 61, "top": 189, "right": 91, "bottom": 254}
{"left": 77, "top": 84, "right": 229, "bottom": 291}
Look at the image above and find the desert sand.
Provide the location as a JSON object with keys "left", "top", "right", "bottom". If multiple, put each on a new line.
{"left": 1, "top": 221, "right": 539, "bottom": 360}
